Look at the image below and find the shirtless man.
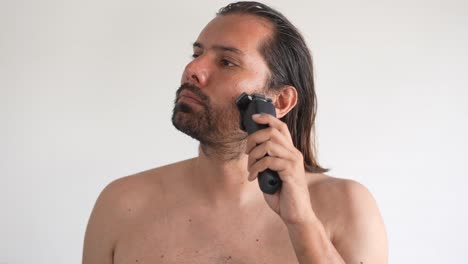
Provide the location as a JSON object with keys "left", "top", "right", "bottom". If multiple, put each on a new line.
{"left": 83, "top": 2, "right": 387, "bottom": 263}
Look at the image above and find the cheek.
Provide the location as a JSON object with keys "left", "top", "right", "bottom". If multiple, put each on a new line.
{"left": 235, "top": 69, "right": 268, "bottom": 92}
{"left": 215, "top": 78, "right": 266, "bottom": 107}
{"left": 211, "top": 68, "right": 269, "bottom": 103}
{"left": 235, "top": 73, "right": 266, "bottom": 94}
{"left": 233, "top": 78, "right": 267, "bottom": 96}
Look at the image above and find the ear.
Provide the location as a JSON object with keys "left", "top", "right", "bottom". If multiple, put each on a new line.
{"left": 270, "top": 86, "right": 298, "bottom": 118}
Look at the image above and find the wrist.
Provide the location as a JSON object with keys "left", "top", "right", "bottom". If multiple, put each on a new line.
{"left": 283, "top": 209, "right": 319, "bottom": 229}
{"left": 285, "top": 215, "right": 322, "bottom": 233}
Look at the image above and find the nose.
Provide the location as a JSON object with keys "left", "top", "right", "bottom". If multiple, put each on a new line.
{"left": 182, "top": 56, "right": 209, "bottom": 87}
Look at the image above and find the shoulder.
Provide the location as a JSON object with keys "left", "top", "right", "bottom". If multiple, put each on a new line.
{"left": 83, "top": 159, "right": 193, "bottom": 262}
{"left": 309, "top": 175, "right": 377, "bottom": 210}
{"left": 307, "top": 174, "right": 388, "bottom": 262}
{"left": 96, "top": 158, "right": 193, "bottom": 219}
{"left": 307, "top": 174, "right": 385, "bottom": 235}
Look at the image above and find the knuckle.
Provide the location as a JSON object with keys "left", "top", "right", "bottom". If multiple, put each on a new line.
{"left": 267, "top": 127, "right": 275, "bottom": 135}
{"left": 246, "top": 141, "right": 255, "bottom": 152}
{"left": 263, "top": 156, "right": 272, "bottom": 165}
{"left": 248, "top": 155, "right": 254, "bottom": 165}
{"left": 280, "top": 121, "right": 288, "bottom": 131}
{"left": 296, "top": 150, "right": 303, "bottom": 159}
{"left": 272, "top": 128, "right": 281, "bottom": 138}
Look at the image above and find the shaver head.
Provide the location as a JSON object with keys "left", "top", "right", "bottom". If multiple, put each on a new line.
{"left": 236, "top": 93, "right": 272, "bottom": 109}
{"left": 235, "top": 92, "right": 251, "bottom": 131}
{"left": 251, "top": 93, "right": 271, "bottom": 103}
{"left": 236, "top": 92, "right": 274, "bottom": 132}
{"left": 235, "top": 92, "right": 251, "bottom": 110}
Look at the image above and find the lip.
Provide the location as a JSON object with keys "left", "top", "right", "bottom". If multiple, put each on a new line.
{"left": 178, "top": 90, "right": 203, "bottom": 105}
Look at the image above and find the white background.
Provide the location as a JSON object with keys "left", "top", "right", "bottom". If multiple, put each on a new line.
{"left": 1, "top": 0, "right": 467, "bottom": 263}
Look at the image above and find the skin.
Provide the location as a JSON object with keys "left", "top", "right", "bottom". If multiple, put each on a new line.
{"left": 83, "top": 14, "right": 388, "bottom": 264}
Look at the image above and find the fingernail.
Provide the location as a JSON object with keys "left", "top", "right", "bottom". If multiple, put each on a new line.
{"left": 252, "top": 113, "right": 262, "bottom": 118}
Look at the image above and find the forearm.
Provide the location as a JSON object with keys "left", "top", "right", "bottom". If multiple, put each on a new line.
{"left": 287, "top": 219, "right": 345, "bottom": 264}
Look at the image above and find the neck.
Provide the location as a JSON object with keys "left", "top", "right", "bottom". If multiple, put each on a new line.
{"left": 190, "top": 144, "right": 262, "bottom": 207}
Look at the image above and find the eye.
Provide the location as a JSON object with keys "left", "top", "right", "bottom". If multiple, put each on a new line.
{"left": 221, "top": 59, "right": 236, "bottom": 67}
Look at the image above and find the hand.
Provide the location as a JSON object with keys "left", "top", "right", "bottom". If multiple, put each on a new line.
{"left": 245, "top": 113, "right": 318, "bottom": 226}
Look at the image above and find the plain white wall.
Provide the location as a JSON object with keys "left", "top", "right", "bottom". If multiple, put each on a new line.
{"left": 1, "top": 0, "right": 467, "bottom": 263}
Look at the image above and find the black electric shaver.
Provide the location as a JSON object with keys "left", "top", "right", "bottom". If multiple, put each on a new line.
{"left": 235, "top": 92, "right": 282, "bottom": 194}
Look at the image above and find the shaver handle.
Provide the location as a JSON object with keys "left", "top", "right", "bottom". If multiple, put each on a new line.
{"left": 257, "top": 168, "right": 282, "bottom": 195}
{"left": 243, "top": 102, "right": 282, "bottom": 194}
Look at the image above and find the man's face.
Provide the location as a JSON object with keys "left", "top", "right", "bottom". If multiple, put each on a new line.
{"left": 172, "top": 14, "right": 272, "bottom": 148}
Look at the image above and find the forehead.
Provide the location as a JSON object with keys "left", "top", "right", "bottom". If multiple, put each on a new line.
{"left": 196, "top": 14, "right": 273, "bottom": 56}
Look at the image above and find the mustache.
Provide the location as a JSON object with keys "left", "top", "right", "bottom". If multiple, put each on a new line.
{"left": 176, "top": 83, "right": 210, "bottom": 105}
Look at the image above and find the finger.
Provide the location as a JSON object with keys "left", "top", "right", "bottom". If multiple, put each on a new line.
{"left": 248, "top": 156, "right": 292, "bottom": 181}
{"left": 252, "top": 114, "right": 293, "bottom": 143}
{"left": 247, "top": 140, "right": 287, "bottom": 168}
{"left": 245, "top": 127, "right": 293, "bottom": 155}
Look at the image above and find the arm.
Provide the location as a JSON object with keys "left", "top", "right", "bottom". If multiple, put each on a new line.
{"left": 287, "top": 219, "right": 345, "bottom": 263}
{"left": 82, "top": 183, "right": 119, "bottom": 264}
{"left": 331, "top": 180, "right": 388, "bottom": 263}
{"left": 245, "top": 113, "right": 344, "bottom": 262}
{"left": 287, "top": 180, "right": 387, "bottom": 263}
{"left": 246, "top": 113, "right": 387, "bottom": 263}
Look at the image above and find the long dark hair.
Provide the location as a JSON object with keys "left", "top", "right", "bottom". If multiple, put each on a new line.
{"left": 218, "top": 1, "right": 327, "bottom": 173}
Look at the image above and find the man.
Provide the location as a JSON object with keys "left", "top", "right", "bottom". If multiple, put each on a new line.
{"left": 83, "top": 2, "right": 387, "bottom": 263}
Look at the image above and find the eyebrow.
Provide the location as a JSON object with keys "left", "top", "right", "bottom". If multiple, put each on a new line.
{"left": 193, "top": 42, "right": 244, "bottom": 55}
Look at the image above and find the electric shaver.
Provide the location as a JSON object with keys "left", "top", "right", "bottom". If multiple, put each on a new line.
{"left": 235, "top": 92, "right": 282, "bottom": 194}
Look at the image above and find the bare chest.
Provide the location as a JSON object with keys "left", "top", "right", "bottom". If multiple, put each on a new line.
{"left": 112, "top": 210, "right": 299, "bottom": 264}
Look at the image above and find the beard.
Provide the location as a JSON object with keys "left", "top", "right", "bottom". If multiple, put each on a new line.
{"left": 171, "top": 83, "right": 248, "bottom": 161}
